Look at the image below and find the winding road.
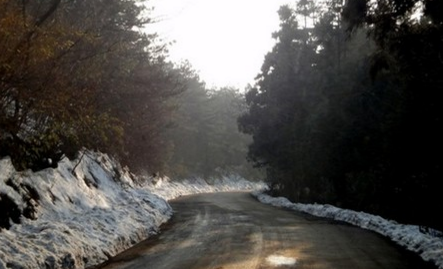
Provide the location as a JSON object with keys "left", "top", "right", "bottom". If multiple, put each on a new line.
{"left": 94, "top": 192, "right": 435, "bottom": 269}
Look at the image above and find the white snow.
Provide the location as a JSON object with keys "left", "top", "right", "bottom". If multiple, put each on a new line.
{"left": 0, "top": 151, "right": 264, "bottom": 269}
{"left": 253, "top": 191, "right": 443, "bottom": 269}
{"left": 146, "top": 174, "right": 266, "bottom": 201}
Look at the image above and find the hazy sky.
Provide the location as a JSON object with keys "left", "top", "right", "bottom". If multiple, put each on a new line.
{"left": 147, "top": 0, "right": 292, "bottom": 89}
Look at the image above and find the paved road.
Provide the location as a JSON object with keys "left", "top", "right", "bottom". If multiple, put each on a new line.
{"left": 94, "top": 192, "right": 435, "bottom": 269}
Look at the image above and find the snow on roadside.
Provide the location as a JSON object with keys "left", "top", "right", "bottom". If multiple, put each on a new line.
{"left": 146, "top": 174, "right": 266, "bottom": 201}
{"left": 252, "top": 191, "right": 443, "bottom": 269}
{"left": 0, "top": 151, "right": 263, "bottom": 269}
{"left": 0, "top": 152, "right": 171, "bottom": 269}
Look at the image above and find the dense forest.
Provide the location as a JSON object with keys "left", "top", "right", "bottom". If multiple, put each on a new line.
{"left": 239, "top": 0, "right": 443, "bottom": 231}
{"left": 0, "top": 0, "right": 254, "bottom": 178}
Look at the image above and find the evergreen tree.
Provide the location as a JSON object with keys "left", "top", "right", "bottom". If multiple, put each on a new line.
{"left": 343, "top": 0, "right": 443, "bottom": 230}
{"left": 240, "top": 0, "right": 443, "bottom": 231}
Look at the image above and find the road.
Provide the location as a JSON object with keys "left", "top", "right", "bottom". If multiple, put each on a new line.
{"left": 93, "top": 192, "right": 435, "bottom": 269}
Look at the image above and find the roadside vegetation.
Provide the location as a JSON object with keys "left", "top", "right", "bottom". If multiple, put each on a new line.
{"left": 239, "top": 0, "right": 443, "bottom": 231}
{"left": 0, "top": 0, "right": 255, "bottom": 179}
{"left": 1, "top": 0, "right": 441, "bottom": 234}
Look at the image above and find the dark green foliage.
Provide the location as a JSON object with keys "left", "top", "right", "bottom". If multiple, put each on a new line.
{"left": 1, "top": 136, "right": 62, "bottom": 171}
{"left": 240, "top": 0, "right": 443, "bottom": 231}
{"left": 342, "top": 0, "right": 443, "bottom": 231}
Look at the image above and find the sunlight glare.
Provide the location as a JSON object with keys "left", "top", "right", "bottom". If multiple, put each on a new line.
{"left": 266, "top": 255, "right": 297, "bottom": 266}
{"left": 148, "top": 0, "right": 291, "bottom": 88}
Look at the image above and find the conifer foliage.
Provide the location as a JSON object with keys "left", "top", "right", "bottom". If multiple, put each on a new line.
{"left": 239, "top": 0, "right": 443, "bottom": 231}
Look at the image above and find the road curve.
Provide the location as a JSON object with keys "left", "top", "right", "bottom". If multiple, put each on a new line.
{"left": 93, "top": 192, "right": 435, "bottom": 269}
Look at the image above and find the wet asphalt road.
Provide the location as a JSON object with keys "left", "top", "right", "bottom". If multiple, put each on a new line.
{"left": 93, "top": 192, "right": 435, "bottom": 269}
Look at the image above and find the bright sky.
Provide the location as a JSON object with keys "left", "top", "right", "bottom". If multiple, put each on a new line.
{"left": 146, "top": 0, "right": 292, "bottom": 89}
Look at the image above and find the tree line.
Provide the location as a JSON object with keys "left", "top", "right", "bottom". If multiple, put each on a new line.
{"left": 0, "top": 0, "right": 256, "bottom": 179}
{"left": 164, "top": 68, "right": 261, "bottom": 179}
{"left": 239, "top": 0, "right": 443, "bottom": 231}
{"left": 0, "top": 0, "right": 185, "bottom": 172}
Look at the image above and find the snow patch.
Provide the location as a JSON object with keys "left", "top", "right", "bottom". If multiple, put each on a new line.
{"left": 146, "top": 175, "right": 266, "bottom": 201}
{"left": 253, "top": 191, "right": 443, "bottom": 269}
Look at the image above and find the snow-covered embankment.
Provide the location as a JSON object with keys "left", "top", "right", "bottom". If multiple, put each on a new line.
{"left": 253, "top": 192, "right": 443, "bottom": 269}
{"left": 148, "top": 175, "right": 266, "bottom": 201}
{"left": 0, "top": 152, "right": 263, "bottom": 269}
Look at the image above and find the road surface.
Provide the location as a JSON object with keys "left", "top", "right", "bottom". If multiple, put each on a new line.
{"left": 93, "top": 192, "right": 435, "bottom": 269}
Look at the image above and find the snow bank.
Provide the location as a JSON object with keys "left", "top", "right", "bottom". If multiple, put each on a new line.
{"left": 146, "top": 175, "right": 266, "bottom": 201}
{"left": 0, "top": 152, "right": 171, "bottom": 269}
{"left": 0, "top": 151, "right": 264, "bottom": 269}
{"left": 253, "top": 192, "right": 443, "bottom": 269}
